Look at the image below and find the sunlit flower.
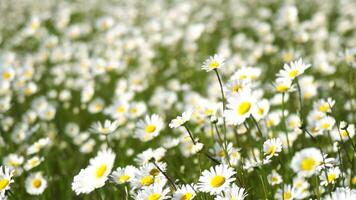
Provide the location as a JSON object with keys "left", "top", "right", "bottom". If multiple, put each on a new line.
{"left": 201, "top": 54, "right": 225, "bottom": 72}
{"left": 198, "top": 164, "right": 236, "bottom": 195}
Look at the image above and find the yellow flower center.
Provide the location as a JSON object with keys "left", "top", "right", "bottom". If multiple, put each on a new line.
{"left": 300, "top": 158, "right": 316, "bottom": 171}
{"left": 282, "top": 53, "right": 293, "bottom": 62}
{"left": 119, "top": 175, "right": 130, "bottom": 183}
{"left": 276, "top": 85, "right": 289, "bottom": 92}
{"left": 181, "top": 193, "right": 193, "bottom": 200}
{"left": 130, "top": 107, "right": 138, "bottom": 113}
{"left": 267, "top": 145, "right": 276, "bottom": 155}
{"left": 32, "top": 179, "right": 42, "bottom": 188}
{"left": 2, "top": 72, "right": 12, "bottom": 80}
{"left": 96, "top": 164, "right": 107, "bottom": 178}
{"left": 140, "top": 176, "right": 154, "bottom": 186}
{"left": 238, "top": 102, "right": 251, "bottom": 115}
{"left": 149, "top": 168, "right": 160, "bottom": 176}
{"left": 345, "top": 55, "right": 354, "bottom": 62}
{"left": 218, "top": 150, "right": 226, "bottom": 157}
{"left": 271, "top": 176, "right": 278, "bottom": 183}
{"left": 145, "top": 124, "right": 156, "bottom": 133}
{"left": 209, "top": 61, "right": 220, "bottom": 69}
{"left": 352, "top": 177, "right": 356, "bottom": 184}
{"left": 319, "top": 104, "right": 329, "bottom": 112}
{"left": 257, "top": 107, "right": 264, "bottom": 115}
{"left": 283, "top": 191, "right": 292, "bottom": 200}
{"left": 341, "top": 130, "right": 349, "bottom": 137}
{"left": 289, "top": 69, "right": 299, "bottom": 78}
{"left": 210, "top": 175, "right": 225, "bottom": 188}
{"left": 232, "top": 84, "right": 241, "bottom": 93}
{"left": 116, "top": 106, "right": 125, "bottom": 113}
{"left": 148, "top": 193, "right": 161, "bottom": 200}
{"left": 327, "top": 173, "right": 337, "bottom": 182}
{"left": 322, "top": 123, "right": 330, "bottom": 129}
{"left": 0, "top": 179, "right": 9, "bottom": 190}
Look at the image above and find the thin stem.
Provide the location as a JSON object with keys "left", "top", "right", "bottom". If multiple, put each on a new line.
{"left": 183, "top": 125, "right": 196, "bottom": 145}
{"left": 214, "top": 123, "right": 231, "bottom": 166}
{"left": 250, "top": 116, "right": 263, "bottom": 138}
{"left": 281, "top": 92, "right": 291, "bottom": 155}
{"left": 152, "top": 161, "right": 177, "bottom": 191}
{"left": 184, "top": 124, "right": 220, "bottom": 164}
{"left": 214, "top": 69, "right": 228, "bottom": 144}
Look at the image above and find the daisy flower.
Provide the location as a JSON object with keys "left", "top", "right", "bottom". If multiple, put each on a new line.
{"left": 110, "top": 165, "right": 137, "bottom": 185}
{"left": 323, "top": 187, "right": 356, "bottom": 200}
{"left": 197, "top": 164, "right": 236, "bottom": 195}
{"left": 0, "top": 166, "right": 14, "bottom": 198}
{"left": 3, "top": 154, "right": 24, "bottom": 176}
{"left": 291, "top": 148, "right": 323, "bottom": 177}
{"left": 24, "top": 156, "right": 44, "bottom": 171}
{"left": 135, "top": 114, "right": 164, "bottom": 141}
{"left": 275, "top": 185, "right": 296, "bottom": 200}
{"left": 169, "top": 110, "right": 192, "bottom": 129}
{"left": 252, "top": 99, "right": 270, "bottom": 121}
{"left": 135, "top": 184, "right": 170, "bottom": 200}
{"left": 316, "top": 116, "right": 335, "bottom": 132}
{"left": 72, "top": 148, "right": 115, "bottom": 195}
{"left": 172, "top": 184, "right": 196, "bottom": 200}
{"left": 216, "top": 183, "right": 247, "bottom": 200}
{"left": 25, "top": 172, "right": 47, "bottom": 195}
{"left": 331, "top": 123, "right": 355, "bottom": 141}
{"left": 277, "top": 58, "right": 311, "bottom": 80}
{"left": 274, "top": 77, "right": 295, "bottom": 93}
{"left": 313, "top": 98, "right": 335, "bottom": 113}
{"left": 320, "top": 167, "right": 341, "bottom": 186}
{"left": 267, "top": 170, "right": 282, "bottom": 186}
{"left": 90, "top": 120, "right": 119, "bottom": 135}
{"left": 224, "top": 78, "right": 251, "bottom": 97}
{"left": 224, "top": 89, "right": 256, "bottom": 125}
{"left": 263, "top": 138, "right": 283, "bottom": 158}
{"left": 201, "top": 54, "right": 225, "bottom": 72}
{"left": 134, "top": 148, "right": 166, "bottom": 165}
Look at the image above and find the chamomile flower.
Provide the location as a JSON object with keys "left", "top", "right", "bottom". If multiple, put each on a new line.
{"left": 111, "top": 165, "right": 137, "bottom": 184}
{"left": 3, "top": 154, "right": 24, "bottom": 176}
{"left": 24, "top": 156, "right": 44, "bottom": 171}
{"left": 224, "top": 78, "right": 251, "bottom": 97}
{"left": 201, "top": 54, "right": 225, "bottom": 72}
{"left": 25, "top": 172, "right": 47, "bottom": 195}
{"left": 72, "top": 148, "right": 115, "bottom": 195}
{"left": 314, "top": 98, "right": 335, "bottom": 113}
{"left": 225, "top": 89, "right": 256, "bottom": 125}
{"left": 316, "top": 116, "right": 335, "bottom": 132}
{"left": 291, "top": 148, "right": 323, "bottom": 177}
{"left": 173, "top": 184, "right": 196, "bottom": 200}
{"left": 277, "top": 58, "right": 311, "bottom": 80}
{"left": 90, "top": 120, "right": 119, "bottom": 135}
{"left": 263, "top": 138, "right": 283, "bottom": 158}
{"left": 198, "top": 164, "right": 236, "bottom": 195}
{"left": 252, "top": 99, "right": 270, "bottom": 121}
{"left": 135, "top": 185, "right": 170, "bottom": 200}
{"left": 0, "top": 166, "right": 14, "bottom": 198}
{"left": 320, "top": 167, "right": 341, "bottom": 185}
{"left": 275, "top": 185, "right": 296, "bottom": 200}
{"left": 274, "top": 78, "right": 295, "bottom": 93}
{"left": 169, "top": 110, "right": 192, "bottom": 128}
{"left": 331, "top": 123, "right": 355, "bottom": 141}
{"left": 215, "top": 183, "right": 248, "bottom": 200}
{"left": 134, "top": 148, "right": 166, "bottom": 165}
{"left": 135, "top": 114, "right": 164, "bottom": 141}
{"left": 268, "top": 170, "right": 282, "bottom": 186}
{"left": 323, "top": 187, "right": 356, "bottom": 200}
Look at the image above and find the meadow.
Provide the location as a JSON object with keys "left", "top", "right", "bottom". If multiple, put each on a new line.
{"left": 0, "top": 0, "right": 355, "bottom": 199}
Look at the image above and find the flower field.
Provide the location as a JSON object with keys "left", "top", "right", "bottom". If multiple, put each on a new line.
{"left": 0, "top": 0, "right": 355, "bottom": 199}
